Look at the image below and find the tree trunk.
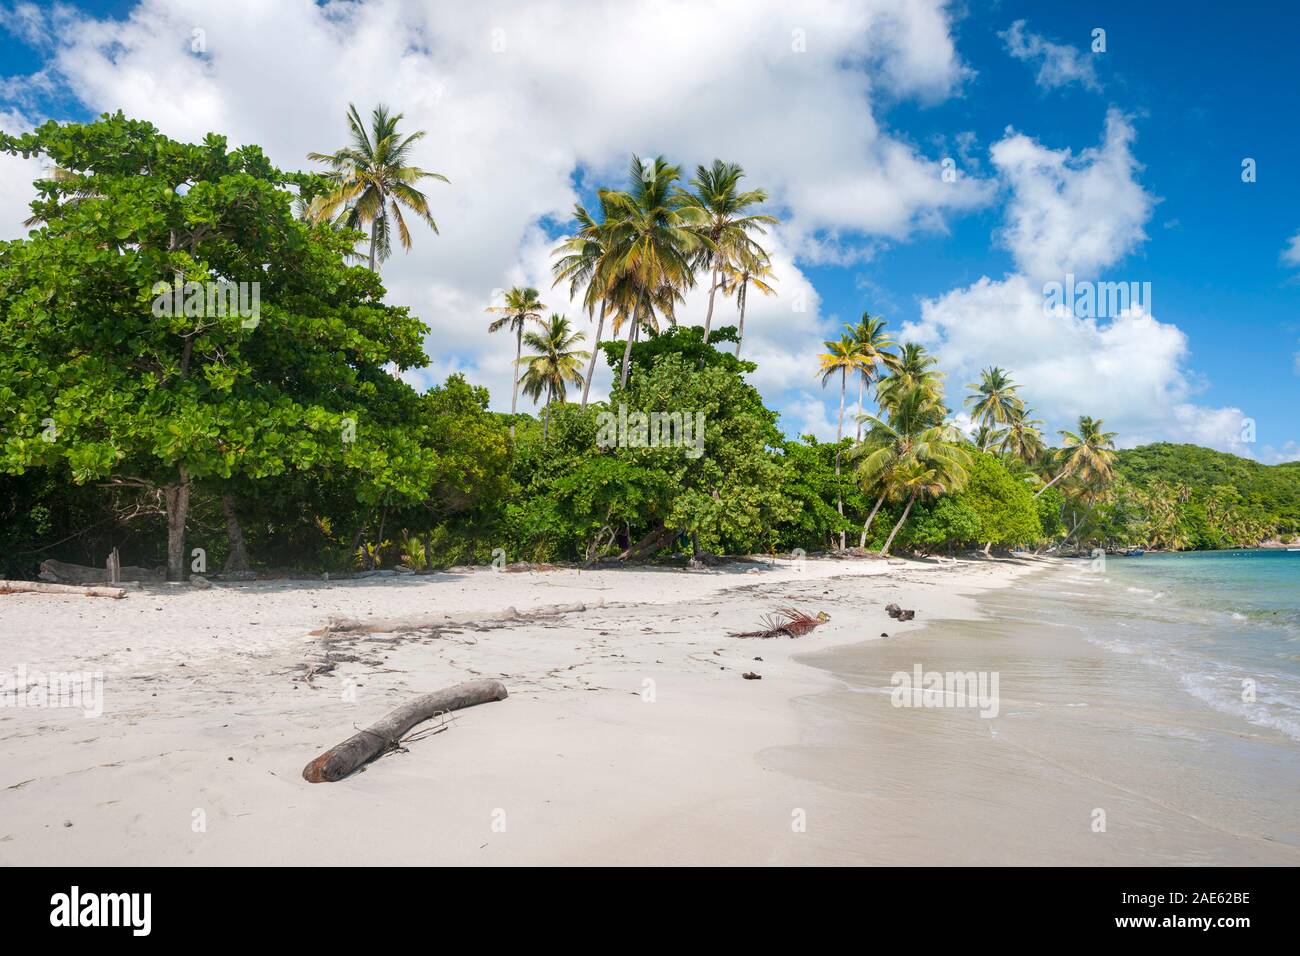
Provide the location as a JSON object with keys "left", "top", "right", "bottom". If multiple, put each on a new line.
{"left": 835, "top": 370, "right": 846, "bottom": 549}
{"left": 618, "top": 524, "right": 677, "bottom": 561}
{"left": 164, "top": 465, "right": 190, "bottom": 582}
{"left": 1034, "top": 469, "right": 1066, "bottom": 498}
{"left": 580, "top": 300, "right": 606, "bottom": 410}
{"left": 543, "top": 382, "right": 552, "bottom": 441}
{"left": 703, "top": 265, "right": 720, "bottom": 336}
{"left": 222, "top": 493, "right": 250, "bottom": 574}
{"left": 349, "top": 505, "right": 374, "bottom": 563}
{"left": 619, "top": 291, "right": 645, "bottom": 389}
{"left": 881, "top": 492, "right": 917, "bottom": 556}
{"left": 372, "top": 501, "right": 389, "bottom": 570}
{"left": 303, "top": 679, "right": 509, "bottom": 783}
{"left": 855, "top": 373, "right": 864, "bottom": 442}
{"left": 859, "top": 493, "right": 885, "bottom": 548}
{"left": 510, "top": 322, "right": 522, "bottom": 438}
{"left": 367, "top": 215, "right": 378, "bottom": 272}
{"left": 734, "top": 286, "right": 748, "bottom": 357}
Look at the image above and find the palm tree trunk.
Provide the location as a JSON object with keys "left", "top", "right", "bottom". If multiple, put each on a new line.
{"left": 859, "top": 492, "right": 885, "bottom": 548}
{"left": 619, "top": 290, "right": 645, "bottom": 389}
{"left": 1033, "top": 469, "right": 1066, "bottom": 498}
{"left": 855, "top": 373, "right": 864, "bottom": 442}
{"left": 881, "top": 492, "right": 917, "bottom": 556}
{"left": 510, "top": 323, "right": 522, "bottom": 438}
{"left": 703, "top": 265, "right": 720, "bottom": 336}
{"left": 368, "top": 216, "right": 378, "bottom": 272}
{"left": 543, "top": 382, "right": 552, "bottom": 441}
{"left": 734, "top": 286, "right": 747, "bottom": 357}
{"left": 580, "top": 300, "right": 606, "bottom": 410}
{"left": 836, "top": 369, "right": 846, "bottom": 549}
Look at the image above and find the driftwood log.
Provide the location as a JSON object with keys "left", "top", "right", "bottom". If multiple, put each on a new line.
{"left": 39, "top": 558, "right": 163, "bottom": 585}
{"left": 302, "top": 679, "right": 508, "bottom": 783}
{"left": 0, "top": 579, "right": 129, "bottom": 599}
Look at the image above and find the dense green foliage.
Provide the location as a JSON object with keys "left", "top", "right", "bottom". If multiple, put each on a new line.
{"left": 2, "top": 115, "right": 1293, "bottom": 579}
{"left": 1078, "top": 444, "right": 1300, "bottom": 549}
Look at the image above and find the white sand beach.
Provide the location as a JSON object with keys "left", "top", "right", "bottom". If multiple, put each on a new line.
{"left": 3, "top": 554, "right": 1296, "bottom": 866}
{"left": 0, "top": 555, "right": 1039, "bottom": 865}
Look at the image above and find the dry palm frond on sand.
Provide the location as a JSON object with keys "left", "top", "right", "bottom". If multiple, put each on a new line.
{"left": 732, "top": 607, "right": 830, "bottom": 639}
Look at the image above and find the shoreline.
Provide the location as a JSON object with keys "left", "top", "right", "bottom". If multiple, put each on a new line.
{"left": 0, "top": 554, "right": 1045, "bottom": 865}
{"left": 771, "top": 559, "right": 1300, "bottom": 865}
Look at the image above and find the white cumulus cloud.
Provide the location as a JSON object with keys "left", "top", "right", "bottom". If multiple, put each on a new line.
{"left": 1000, "top": 19, "right": 1101, "bottom": 92}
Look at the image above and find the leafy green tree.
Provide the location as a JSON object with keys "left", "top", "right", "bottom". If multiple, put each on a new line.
{"left": 960, "top": 451, "right": 1042, "bottom": 551}
{"left": 897, "top": 496, "right": 982, "bottom": 554}
{"left": 0, "top": 113, "right": 438, "bottom": 580}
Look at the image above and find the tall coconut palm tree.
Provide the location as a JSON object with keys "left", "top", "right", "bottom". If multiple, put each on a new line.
{"left": 308, "top": 103, "right": 448, "bottom": 271}
{"left": 1035, "top": 415, "right": 1118, "bottom": 497}
{"left": 517, "top": 314, "right": 589, "bottom": 441}
{"left": 846, "top": 312, "right": 898, "bottom": 441}
{"left": 600, "top": 155, "right": 708, "bottom": 389}
{"left": 720, "top": 252, "right": 777, "bottom": 357}
{"left": 852, "top": 382, "right": 949, "bottom": 548}
{"left": 551, "top": 198, "right": 618, "bottom": 409}
{"left": 965, "top": 367, "right": 1023, "bottom": 449}
{"left": 994, "top": 406, "right": 1046, "bottom": 463}
{"left": 487, "top": 286, "right": 546, "bottom": 437}
{"left": 878, "top": 448, "right": 969, "bottom": 556}
{"left": 676, "top": 160, "right": 777, "bottom": 336}
{"left": 875, "top": 342, "right": 944, "bottom": 409}
{"left": 818, "top": 335, "right": 868, "bottom": 548}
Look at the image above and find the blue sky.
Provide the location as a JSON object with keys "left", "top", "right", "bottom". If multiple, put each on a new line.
{"left": 2, "top": 0, "right": 1297, "bottom": 460}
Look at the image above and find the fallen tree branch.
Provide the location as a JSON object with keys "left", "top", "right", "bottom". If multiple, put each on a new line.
{"left": 302, "top": 679, "right": 508, "bottom": 783}
{"left": 0, "top": 579, "right": 129, "bottom": 599}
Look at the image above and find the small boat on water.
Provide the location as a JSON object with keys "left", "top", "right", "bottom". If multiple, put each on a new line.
{"left": 1121, "top": 547, "right": 1145, "bottom": 557}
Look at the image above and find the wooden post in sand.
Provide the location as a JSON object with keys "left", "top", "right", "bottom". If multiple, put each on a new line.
{"left": 302, "top": 679, "right": 508, "bottom": 783}
{"left": 107, "top": 547, "right": 121, "bottom": 585}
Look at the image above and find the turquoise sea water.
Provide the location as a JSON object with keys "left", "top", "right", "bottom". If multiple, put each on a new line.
{"left": 1092, "top": 549, "right": 1300, "bottom": 740}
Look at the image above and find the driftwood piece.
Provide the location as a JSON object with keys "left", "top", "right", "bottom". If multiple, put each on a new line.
{"left": 0, "top": 579, "right": 128, "bottom": 599}
{"left": 39, "top": 558, "right": 163, "bottom": 585}
{"left": 302, "top": 679, "right": 508, "bottom": 783}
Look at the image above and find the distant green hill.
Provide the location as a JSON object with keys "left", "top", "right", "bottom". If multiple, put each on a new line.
{"left": 1113, "top": 443, "right": 1300, "bottom": 543}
